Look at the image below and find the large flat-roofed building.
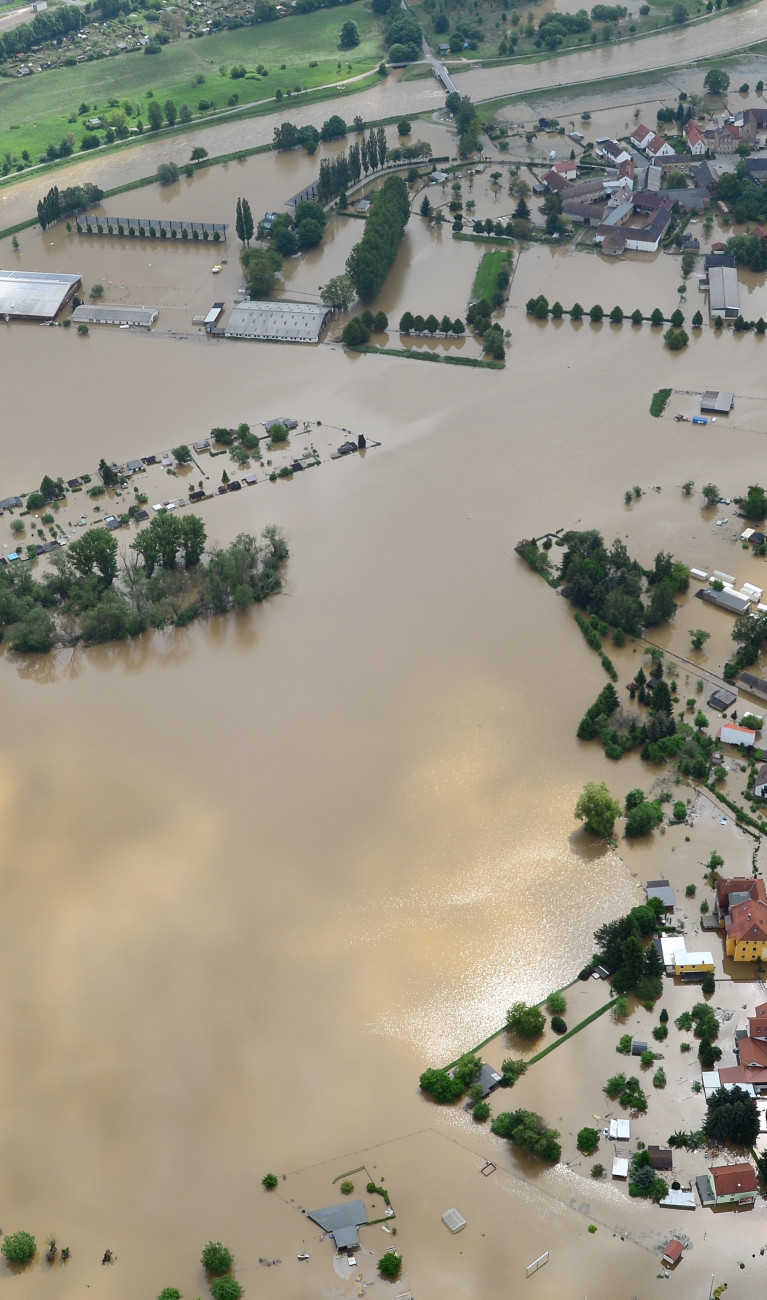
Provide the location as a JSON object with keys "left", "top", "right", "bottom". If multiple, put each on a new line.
{"left": 707, "top": 265, "right": 740, "bottom": 318}
{"left": 71, "top": 305, "right": 158, "bottom": 328}
{"left": 0, "top": 269, "right": 82, "bottom": 320}
{"left": 224, "top": 300, "right": 330, "bottom": 343}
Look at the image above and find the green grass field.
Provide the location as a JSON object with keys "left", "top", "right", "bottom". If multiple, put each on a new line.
{"left": 472, "top": 248, "right": 507, "bottom": 302}
{"left": 0, "top": 5, "right": 384, "bottom": 163}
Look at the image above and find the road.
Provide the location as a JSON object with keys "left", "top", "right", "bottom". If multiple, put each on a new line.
{"left": 1, "top": 1, "right": 766, "bottom": 231}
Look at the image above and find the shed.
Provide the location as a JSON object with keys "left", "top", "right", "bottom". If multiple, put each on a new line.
{"left": 696, "top": 1173, "right": 716, "bottom": 1206}
{"left": 72, "top": 305, "right": 158, "bottom": 328}
{"left": 242, "top": 473, "right": 258, "bottom": 485}
{"left": 661, "top": 1239, "right": 684, "bottom": 1267}
{"left": 647, "top": 879, "right": 675, "bottom": 912}
{"left": 203, "top": 302, "right": 224, "bottom": 332}
{"left": 660, "top": 1188, "right": 696, "bottom": 1209}
{"left": 612, "top": 1156, "right": 629, "bottom": 1178}
{"left": 701, "top": 390, "right": 734, "bottom": 413}
{"left": 648, "top": 1146, "right": 673, "bottom": 1171}
{"left": 707, "top": 265, "right": 740, "bottom": 318}
{"left": 740, "top": 672, "right": 767, "bottom": 701}
{"left": 630, "top": 1040, "right": 648, "bottom": 1056}
{"left": 475, "top": 1063, "right": 503, "bottom": 1097}
{"left": 609, "top": 1119, "right": 630, "bottom": 1140}
{"left": 67, "top": 478, "right": 82, "bottom": 489}
{"left": 708, "top": 688, "right": 737, "bottom": 711}
{"left": 442, "top": 1208, "right": 466, "bottom": 1234}
{"left": 701, "top": 1069, "right": 721, "bottom": 1099}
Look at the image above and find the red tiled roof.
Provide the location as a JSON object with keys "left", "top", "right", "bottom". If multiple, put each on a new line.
{"left": 738, "top": 1036, "right": 767, "bottom": 1067}
{"left": 662, "top": 1240, "right": 684, "bottom": 1263}
{"left": 727, "top": 898, "right": 767, "bottom": 943}
{"left": 716, "top": 878, "right": 767, "bottom": 909}
{"left": 685, "top": 122, "right": 704, "bottom": 146}
{"left": 709, "top": 1162, "right": 758, "bottom": 1197}
{"left": 551, "top": 159, "right": 577, "bottom": 175}
{"left": 633, "top": 124, "right": 655, "bottom": 143}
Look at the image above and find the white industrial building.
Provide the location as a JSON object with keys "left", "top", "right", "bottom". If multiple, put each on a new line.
{"left": 0, "top": 269, "right": 82, "bottom": 320}
{"left": 224, "top": 300, "right": 330, "bottom": 343}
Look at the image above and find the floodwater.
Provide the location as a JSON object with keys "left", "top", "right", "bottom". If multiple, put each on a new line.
{"left": 8, "top": 63, "right": 767, "bottom": 1300}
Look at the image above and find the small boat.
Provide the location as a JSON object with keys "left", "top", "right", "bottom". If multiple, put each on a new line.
{"left": 211, "top": 265, "right": 222, "bottom": 274}
{"left": 297, "top": 1252, "right": 309, "bottom": 1261}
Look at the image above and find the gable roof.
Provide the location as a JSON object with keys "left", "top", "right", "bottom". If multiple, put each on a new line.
{"left": 633, "top": 124, "right": 655, "bottom": 142}
{"left": 647, "top": 135, "right": 673, "bottom": 155}
{"left": 307, "top": 1200, "right": 368, "bottom": 1234}
{"left": 727, "top": 897, "right": 767, "bottom": 943}
{"left": 738, "top": 1036, "right": 767, "bottom": 1068}
{"left": 709, "top": 1163, "right": 758, "bottom": 1197}
{"left": 685, "top": 122, "right": 705, "bottom": 147}
{"left": 716, "top": 877, "right": 767, "bottom": 910}
{"left": 541, "top": 169, "right": 571, "bottom": 192}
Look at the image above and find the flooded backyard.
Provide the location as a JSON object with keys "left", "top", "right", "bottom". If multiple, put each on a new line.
{"left": 6, "top": 74, "right": 767, "bottom": 1300}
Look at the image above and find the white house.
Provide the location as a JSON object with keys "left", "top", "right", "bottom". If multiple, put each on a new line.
{"left": 631, "top": 123, "right": 656, "bottom": 151}
{"left": 718, "top": 723, "right": 757, "bottom": 748}
{"left": 549, "top": 158, "right": 578, "bottom": 181}
{"left": 647, "top": 136, "right": 676, "bottom": 159}
{"left": 685, "top": 121, "right": 707, "bottom": 156}
{"left": 595, "top": 137, "right": 632, "bottom": 167}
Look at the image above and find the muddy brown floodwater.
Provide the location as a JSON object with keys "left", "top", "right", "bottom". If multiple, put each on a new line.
{"left": 7, "top": 101, "right": 767, "bottom": 1300}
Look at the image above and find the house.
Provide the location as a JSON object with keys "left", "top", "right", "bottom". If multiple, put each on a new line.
{"left": 718, "top": 1064, "right": 767, "bottom": 1092}
{"left": 356, "top": 198, "right": 371, "bottom": 213}
{"left": 661, "top": 1239, "right": 684, "bottom": 1267}
{"left": 541, "top": 169, "right": 572, "bottom": 194}
{"left": 745, "top": 156, "right": 767, "bottom": 183}
{"left": 708, "top": 688, "right": 737, "bottom": 711}
{"left": 747, "top": 1001, "right": 767, "bottom": 1038}
{"left": 754, "top": 764, "right": 767, "bottom": 798}
{"left": 647, "top": 879, "right": 675, "bottom": 912}
{"left": 649, "top": 1147, "right": 673, "bottom": 1171}
{"left": 548, "top": 158, "right": 578, "bottom": 181}
{"left": 595, "top": 137, "right": 631, "bottom": 167}
{"left": 563, "top": 200, "right": 607, "bottom": 226}
{"left": 609, "top": 1118, "right": 630, "bottom": 1139}
{"left": 630, "top": 123, "right": 656, "bottom": 150}
{"left": 647, "top": 135, "right": 676, "bottom": 159}
{"left": 703, "top": 585, "right": 750, "bottom": 615}
{"left": 612, "top": 1156, "right": 629, "bottom": 1179}
{"left": 307, "top": 1199, "right": 368, "bottom": 1252}
{"left": 718, "top": 723, "right": 757, "bottom": 748}
{"left": 675, "top": 950, "right": 715, "bottom": 979}
{"left": 716, "top": 877, "right": 767, "bottom": 919}
{"left": 475, "top": 1063, "right": 503, "bottom": 1097}
{"left": 708, "top": 1162, "right": 758, "bottom": 1208}
{"left": 726, "top": 899, "right": 767, "bottom": 960}
{"left": 684, "top": 121, "right": 707, "bottom": 155}
{"left": 740, "top": 107, "right": 767, "bottom": 143}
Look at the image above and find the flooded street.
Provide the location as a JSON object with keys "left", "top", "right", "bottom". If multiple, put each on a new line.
{"left": 6, "top": 59, "right": 767, "bottom": 1299}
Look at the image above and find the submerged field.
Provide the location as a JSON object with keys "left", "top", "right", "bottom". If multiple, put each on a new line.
{"left": 0, "top": 4, "right": 384, "bottom": 164}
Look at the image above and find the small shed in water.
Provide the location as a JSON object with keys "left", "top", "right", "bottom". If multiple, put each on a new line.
{"left": 661, "top": 1239, "right": 684, "bottom": 1267}
{"left": 609, "top": 1119, "right": 630, "bottom": 1140}
{"left": 648, "top": 1146, "right": 673, "bottom": 1171}
{"left": 612, "top": 1156, "right": 629, "bottom": 1178}
{"left": 442, "top": 1208, "right": 466, "bottom": 1234}
{"left": 708, "top": 687, "right": 737, "bottom": 711}
{"left": 647, "top": 879, "right": 675, "bottom": 912}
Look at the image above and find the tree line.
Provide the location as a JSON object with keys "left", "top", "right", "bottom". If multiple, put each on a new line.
{"left": 399, "top": 313, "right": 465, "bottom": 335}
{"left": 345, "top": 175, "right": 410, "bottom": 301}
{"left": 317, "top": 126, "right": 389, "bottom": 203}
{"left": 0, "top": 519, "right": 289, "bottom": 655}
{"left": 37, "top": 183, "right": 103, "bottom": 230}
{"left": 0, "top": 2, "right": 83, "bottom": 62}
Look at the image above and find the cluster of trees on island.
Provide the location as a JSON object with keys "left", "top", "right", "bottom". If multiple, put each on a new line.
{"left": 240, "top": 199, "right": 328, "bottom": 294}
{"left": 0, "top": 518, "right": 288, "bottom": 655}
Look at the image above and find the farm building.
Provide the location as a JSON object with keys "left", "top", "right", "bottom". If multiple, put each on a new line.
{"left": 224, "top": 300, "right": 330, "bottom": 343}
{"left": 72, "top": 305, "right": 158, "bottom": 328}
{"left": 0, "top": 269, "right": 82, "bottom": 320}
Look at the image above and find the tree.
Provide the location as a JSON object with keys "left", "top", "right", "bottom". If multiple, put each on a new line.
{"left": 613, "top": 935, "right": 645, "bottom": 993}
{"left": 179, "top": 514, "right": 207, "bottom": 568}
{"left": 340, "top": 19, "right": 360, "bottom": 47}
{"left": 577, "top": 1127, "right": 600, "bottom": 1154}
{"left": 201, "top": 1242, "right": 233, "bottom": 1275}
{"left": 420, "top": 194, "right": 432, "bottom": 218}
{"left": 1, "top": 1232, "right": 36, "bottom": 1264}
{"left": 179, "top": 103, "right": 192, "bottom": 123}
{"left": 650, "top": 307, "right": 664, "bottom": 326}
{"left": 147, "top": 100, "right": 163, "bottom": 130}
{"left": 98, "top": 458, "right": 119, "bottom": 487}
{"left": 491, "top": 1108, "right": 561, "bottom": 1161}
{"left": 704, "top": 1084, "right": 759, "bottom": 1146}
{"left": 157, "top": 162, "right": 179, "bottom": 186}
{"left": 664, "top": 326, "right": 688, "bottom": 351}
{"left": 742, "top": 484, "right": 767, "bottom": 520}
{"left": 704, "top": 68, "right": 730, "bottom": 96}
{"left": 419, "top": 1067, "right": 463, "bottom": 1102}
{"left": 546, "top": 991, "right": 566, "bottom": 1016}
{"left": 158, "top": 1291, "right": 181, "bottom": 1300}
{"left": 321, "top": 274, "right": 355, "bottom": 311}
{"left": 589, "top": 304, "right": 604, "bottom": 321}
{"left": 191, "top": 146, "right": 208, "bottom": 162}
{"left": 68, "top": 530, "right": 119, "bottom": 584}
{"left": 506, "top": 1001, "right": 546, "bottom": 1040}
{"left": 624, "top": 799, "right": 663, "bottom": 838}
{"left": 173, "top": 444, "right": 192, "bottom": 464}
{"left": 702, "top": 483, "right": 720, "bottom": 507}
{"left": 90, "top": 282, "right": 104, "bottom": 300}
{"left": 210, "top": 1281, "right": 243, "bottom": 1300}
{"left": 702, "top": 971, "right": 715, "bottom": 995}
{"left": 262, "top": 1172, "right": 278, "bottom": 1188}
{"left": 164, "top": 99, "right": 177, "bottom": 127}
{"left": 378, "top": 1252, "right": 402, "bottom": 1279}
{"left": 575, "top": 781, "right": 620, "bottom": 838}
{"left": 10, "top": 609, "right": 56, "bottom": 654}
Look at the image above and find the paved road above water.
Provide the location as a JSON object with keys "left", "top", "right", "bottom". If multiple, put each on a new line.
{"left": 1, "top": 1, "right": 766, "bottom": 231}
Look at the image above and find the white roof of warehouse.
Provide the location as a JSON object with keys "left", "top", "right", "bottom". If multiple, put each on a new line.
{"left": 0, "top": 269, "right": 81, "bottom": 319}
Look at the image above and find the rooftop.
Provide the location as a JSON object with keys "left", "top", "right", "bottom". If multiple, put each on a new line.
{"left": 709, "top": 1162, "right": 758, "bottom": 1197}
{"left": 0, "top": 269, "right": 81, "bottom": 320}
{"left": 224, "top": 300, "right": 330, "bottom": 343}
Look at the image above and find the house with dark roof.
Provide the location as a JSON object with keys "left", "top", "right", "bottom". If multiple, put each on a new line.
{"left": 307, "top": 1199, "right": 369, "bottom": 1253}
{"left": 745, "top": 156, "right": 767, "bottom": 183}
{"left": 541, "top": 169, "right": 572, "bottom": 193}
{"left": 647, "top": 879, "right": 675, "bottom": 912}
{"left": 648, "top": 1146, "right": 673, "bottom": 1171}
{"left": 740, "top": 108, "right": 767, "bottom": 143}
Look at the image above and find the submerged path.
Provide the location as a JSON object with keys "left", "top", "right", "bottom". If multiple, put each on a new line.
{"left": 1, "top": 2, "right": 767, "bottom": 231}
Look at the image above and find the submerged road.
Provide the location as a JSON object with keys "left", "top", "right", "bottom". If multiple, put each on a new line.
{"left": 1, "top": 0, "right": 766, "bottom": 230}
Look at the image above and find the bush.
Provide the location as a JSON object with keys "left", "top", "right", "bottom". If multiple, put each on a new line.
{"left": 550, "top": 1015, "right": 567, "bottom": 1034}
{"left": 340, "top": 1180, "right": 354, "bottom": 1195}
{"left": 419, "top": 1067, "right": 463, "bottom": 1103}
{"left": 158, "top": 1291, "right": 182, "bottom": 1300}
{"left": 1, "top": 1232, "right": 35, "bottom": 1263}
{"left": 653, "top": 1067, "right": 667, "bottom": 1088}
{"left": 473, "top": 1100, "right": 490, "bottom": 1122}
{"left": 616, "top": 1034, "right": 632, "bottom": 1055}
{"left": 652, "top": 1024, "right": 668, "bottom": 1041}
{"left": 674, "top": 801, "right": 687, "bottom": 821}
{"left": 262, "top": 1172, "right": 278, "bottom": 1189}
{"left": 378, "top": 1251, "right": 402, "bottom": 1279}
{"left": 546, "top": 991, "right": 566, "bottom": 1015}
{"left": 577, "top": 1126, "right": 600, "bottom": 1154}
{"left": 210, "top": 1281, "right": 243, "bottom": 1300}
{"left": 702, "top": 971, "right": 715, "bottom": 995}
{"left": 201, "top": 1242, "right": 233, "bottom": 1275}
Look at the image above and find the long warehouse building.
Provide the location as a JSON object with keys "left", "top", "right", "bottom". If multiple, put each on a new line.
{"left": 0, "top": 270, "right": 82, "bottom": 321}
